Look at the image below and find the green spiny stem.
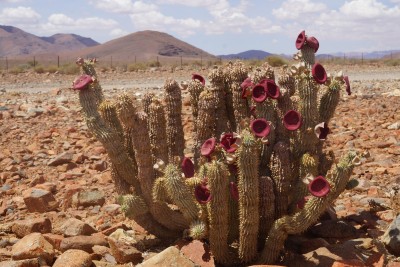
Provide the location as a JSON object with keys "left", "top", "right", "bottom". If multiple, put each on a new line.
{"left": 209, "top": 66, "right": 231, "bottom": 136}
{"left": 188, "top": 80, "right": 205, "bottom": 131}
{"left": 152, "top": 178, "right": 170, "bottom": 203}
{"left": 295, "top": 78, "right": 320, "bottom": 155}
{"left": 301, "top": 46, "right": 315, "bottom": 67}
{"left": 130, "top": 111, "right": 188, "bottom": 231}
{"left": 256, "top": 98, "right": 278, "bottom": 171}
{"left": 289, "top": 153, "right": 318, "bottom": 213}
{"left": 163, "top": 164, "right": 199, "bottom": 222}
{"left": 258, "top": 176, "right": 275, "bottom": 249}
{"left": 78, "top": 77, "right": 140, "bottom": 193}
{"left": 164, "top": 79, "right": 185, "bottom": 161}
{"left": 319, "top": 80, "right": 341, "bottom": 123}
{"left": 142, "top": 92, "right": 155, "bottom": 115}
{"left": 110, "top": 164, "right": 132, "bottom": 195}
{"left": 193, "top": 90, "right": 217, "bottom": 165}
{"left": 237, "top": 130, "right": 260, "bottom": 263}
{"left": 148, "top": 99, "right": 169, "bottom": 165}
{"left": 258, "top": 151, "right": 357, "bottom": 264}
{"left": 80, "top": 61, "right": 104, "bottom": 105}
{"left": 206, "top": 160, "right": 231, "bottom": 264}
{"left": 270, "top": 142, "right": 293, "bottom": 219}
{"left": 319, "top": 150, "right": 336, "bottom": 176}
{"left": 229, "top": 61, "right": 249, "bottom": 132}
{"left": 278, "top": 73, "right": 296, "bottom": 97}
{"left": 99, "top": 99, "right": 138, "bottom": 180}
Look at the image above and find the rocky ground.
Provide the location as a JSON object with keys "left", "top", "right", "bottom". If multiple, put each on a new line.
{"left": 0, "top": 63, "right": 400, "bottom": 267}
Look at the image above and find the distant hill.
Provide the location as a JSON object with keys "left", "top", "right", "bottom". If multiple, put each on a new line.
{"left": 219, "top": 50, "right": 273, "bottom": 60}
{"left": 328, "top": 50, "right": 400, "bottom": 59}
{"left": 65, "top": 30, "right": 216, "bottom": 62}
{"left": 0, "top": 25, "right": 99, "bottom": 57}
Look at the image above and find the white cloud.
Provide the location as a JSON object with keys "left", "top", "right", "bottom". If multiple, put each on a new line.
{"left": 272, "top": 0, "right": 327, "bottom": 20}
{"left": 110, "top": 28, "right": 129, "bottom": 37}
{"left": 43, "top": 13, "right": 118, "bottom": 32}
{"left": 130, "top": 10, "right": 201, "bottom": 37}
{"left": 88, "top": 0, "right": 157, "bottom": 13}
{"left": 0, "top": 6, "right": 41, "bottom": 25}
{"left": 272, "top": 0, "right": 400, "bottom": 51}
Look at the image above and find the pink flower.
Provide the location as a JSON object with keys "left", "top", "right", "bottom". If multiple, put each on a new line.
{"left": 195, "top": 184, "right": 211, "bottom": 204}
{"left": 220, "top": 133, "right": 238, "bottom": 153}
{"left": 251, "top": 119, "right": 271, "bottom": 138}
{"left": 312, "top": 63, "right": 327, "bottom": 84}
{"left": 72, "top": 74, "right": 93, "bottom": 90}
{"left": 201, "top": 138, "right": 216, "bottom": 157}
{"left": 192, "top": 73, "right": 205, "bottom": 86}
{"left": 252, "top": 83, "right": 267, "bottom": 103}
{"left": 306, "top": 36, "right": 319, "bottom": 53}
{"left": 295, "top": 30, "right": 306, "bottom": 50}
{"left": 308, "top": 176, "right": 330, "bottom": 197}
{"left": 283, "top": 110, "right": 302, "bottom": 131}
{"left": 314, "top": 122, "right": 330, "bottom": 140}
{"left": 181, "top": 157, "right": 195, "bottom": 178}
{"left": 241, "top": 77, "right": 253, "bottom": 99}
{"left": 265, "top": 80, "right": 280, "bottom": 99}
{"left": 343, "top": 76, "right": 351, "bottom": 95}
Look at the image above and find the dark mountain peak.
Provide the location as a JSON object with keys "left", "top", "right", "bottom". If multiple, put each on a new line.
{"left": 219, "top": 50, "right": 273, "bottom": 60}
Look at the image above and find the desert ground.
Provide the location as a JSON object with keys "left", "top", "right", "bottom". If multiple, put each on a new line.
{"left": 0, "top": 62, "right": 400, "bottom": 267}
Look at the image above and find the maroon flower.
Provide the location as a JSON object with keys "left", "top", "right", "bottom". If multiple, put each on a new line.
{"left": 283, "top": 110, "right": 302, "bottom": 131}
{"left": 230, "top": 182, "right": 239, "bottom": 201}
{"left": 181, "top": 157, "right": 195, "bottom": 178}
{"left": 314, "top": 122, "right": 330, "bottom": 140}
{"left": 220, "top": 133, "right": 238, "bottom": 153}
{"left": 192, "top": 73, "right": 205, "bottom": 86}
{"left": 201, "top": 137, "right": 216, "bottom": 157}
{"left": 251, "top": 118, "right": 271, "bottom": 138}
{"left": 308, "top": 176, "right": 330, "bottom": 197}
{"left": 312, "top": 63, "right": 327, "bottom": 84}
{"left": 306, "top": 36, "right": 319, "bottom": 53}
{"left": 252, "top": 83, "right": 267, "bottom": 103}
{"left": 72, "top": 74, "right": 93, "bottom": 90}
{"left": 295, "top": 30, "right": 306, "bottom": 50}
{"left": 195, "top": 184, "right": 211, "bottom": 204}
{"left": 343, "top": 76, "right": 351, "bottom": 95}
{"left": 265, "top": 80, "right": 280, "bottom": 99}
{"left": 241, "top": 77, "right": 253, "bottom": 99}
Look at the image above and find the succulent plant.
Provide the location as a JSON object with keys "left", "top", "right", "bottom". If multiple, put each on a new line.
{"left": 72, "top": 30, "right": 359, "bottom": 265}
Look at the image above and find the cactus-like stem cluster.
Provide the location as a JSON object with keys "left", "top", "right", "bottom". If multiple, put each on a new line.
{"left": 73, "top": 30, "right": 358, "bottom": 265}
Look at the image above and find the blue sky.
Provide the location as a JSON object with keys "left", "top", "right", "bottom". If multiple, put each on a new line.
{"left": 1, "top": 0, "right": 400, "bottom": 55}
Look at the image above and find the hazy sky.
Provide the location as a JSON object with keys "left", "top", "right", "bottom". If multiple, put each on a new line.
{"left": 1, "top": 0, "right": 399, "bottom": 55}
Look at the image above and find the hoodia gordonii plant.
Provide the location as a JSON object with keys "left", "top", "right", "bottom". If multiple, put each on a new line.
{"left": 71, "top": 31, "right": 359, "bottom": 265}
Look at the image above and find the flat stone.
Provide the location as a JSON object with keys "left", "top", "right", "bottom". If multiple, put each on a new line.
{"left": 137, "top": 246, "right": 195, "bottom": 267}
{"left": 47, "top": 151, "right": 73, "bottom": 166}
{"left": 53, "top": 249, "right": 92, "bottom": 267}
{"left": 42, "top": 233, "right": 63, "bottom": 251}
{"left": 12, "top": 217, "right": 52, "bottom": 238}
{"left": 22, "top": 188, "right": 58, "bottom": 213}
{"left": 0, "top": 258, "right": 39, "bottom": 267}
{"left": 59, "top": 218, "right": 97, "bottom": 237}
{"left": 11, "top": 233, "right": 54, "bottom": 264}
{"left": 60, "top": 233, "right": 108, "bottom": 253}
{"left": 107, "top": 236, "right": 142, "bottom": 264}
{"left": 382, "top": 214, "right": 400, "bottom": 255}
{"left": 178, "top": 240, "right": 215, "bottom": 267}
{"left": 71, "top": 190, "right": 105, "bottom": 208}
